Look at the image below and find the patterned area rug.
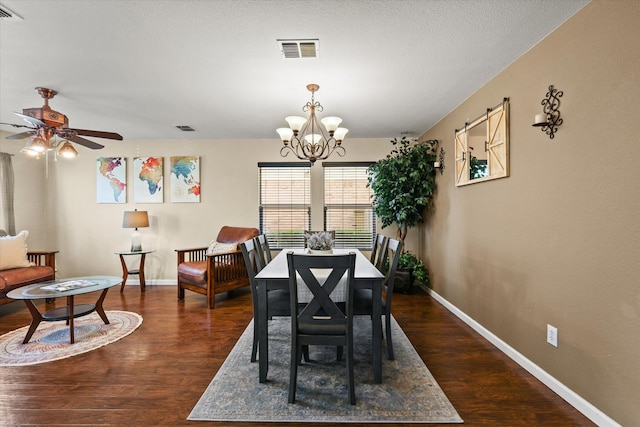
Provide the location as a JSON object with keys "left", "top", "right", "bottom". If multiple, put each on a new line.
{"left": 0, "top": 311, "right": 142, "bottom": 366}
{"left": 189, "top": 316, "right": 463, "bottom": 423}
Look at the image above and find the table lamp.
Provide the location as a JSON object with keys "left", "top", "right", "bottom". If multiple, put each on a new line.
{"left": 122, "top": 209, "right": 149, "bottom": 252}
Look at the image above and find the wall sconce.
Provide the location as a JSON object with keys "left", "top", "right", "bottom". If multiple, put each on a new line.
{"left": 532, "top": 85, "right": 563, "bottom": 139}
{"left": 434, "top": 146, "right": 445, "bottom": 175}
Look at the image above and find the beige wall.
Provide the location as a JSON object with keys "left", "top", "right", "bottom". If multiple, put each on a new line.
{"left": 419, "top": 1, "right": 639, "bottom": 425}
{"left": 1, "top": 135, "right": 390, "bottom": 282}
{"left": 2, "top": 0, "right": 638, "bottom": 424}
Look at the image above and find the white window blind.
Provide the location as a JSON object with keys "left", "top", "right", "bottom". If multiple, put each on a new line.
{"left": 259, "top": 163, "right": 311, "bottom": 249}
{"left": 323, "top": 162, "right": 375, "bottom": 250}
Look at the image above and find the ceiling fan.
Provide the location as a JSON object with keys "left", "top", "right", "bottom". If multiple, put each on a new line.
{"left": 1, "top": 87, "right": 123, "bottom": 155}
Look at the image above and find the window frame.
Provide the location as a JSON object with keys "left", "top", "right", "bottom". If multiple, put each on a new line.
{"left": 322, "top": 161, "right": 376, "bottom": 251}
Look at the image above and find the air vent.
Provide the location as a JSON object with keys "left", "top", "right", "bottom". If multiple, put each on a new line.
{"left": 175, "top": 125, "right": 196, "bottom": 132}
{"left": 0, "top": 4, "right": 23, "bottom": 20}
{"left": 277, "top": 39, "right": 319, "bottom": 59}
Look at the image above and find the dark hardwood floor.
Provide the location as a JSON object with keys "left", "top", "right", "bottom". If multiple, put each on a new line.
{"left": 0, "top": 284, "right": 595, "bottom": 426}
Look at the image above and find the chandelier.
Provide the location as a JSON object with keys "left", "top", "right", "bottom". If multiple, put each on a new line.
{"left": 276, "top": 83, "right": 348, "bottom": 164}
{"left": 21, "top": 128, "right": 78, "bottom": 159}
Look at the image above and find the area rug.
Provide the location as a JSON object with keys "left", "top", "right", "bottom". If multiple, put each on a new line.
{"left": 0, "top": 310, "right": 142, "bottom": 366}
{"left": 188, "top": 316, "right": 463, "bottom": 424}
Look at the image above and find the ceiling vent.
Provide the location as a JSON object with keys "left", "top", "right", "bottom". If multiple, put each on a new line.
{"left": 175, "top": 125, "right": 196, "bottom": 132}
{"left": 277, "top": 39, "right": 319, "bottom": 59}
{"left": 0, "top": 4, "right": 23, "bottom": 20}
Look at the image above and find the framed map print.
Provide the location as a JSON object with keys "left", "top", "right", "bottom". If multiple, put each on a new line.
{"left": 170, "top": 156, "right": 200, "bottom": 203}
{"left": 134, "top": 156, "right": 164, "bottom": 203}
{"left": 96, "top": 157, "right": 126, "bottom": 203}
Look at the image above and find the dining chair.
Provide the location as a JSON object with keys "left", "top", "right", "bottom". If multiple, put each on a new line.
{"left": 354, "top": 238, "right": 402, "bottom": 360}
{"left": 240, "top": 238, "right": 290, "bottom": 362}
{"left": 370, "top": 234, "right": 389, "bottom": 272}
{"left": 286, "top": 251, "right": 357, "bottom": 405}
{"left": 254, "top": 234, "right": 272, "bottom": 268}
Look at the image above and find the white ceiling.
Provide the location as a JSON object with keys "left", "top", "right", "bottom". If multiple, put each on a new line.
{"left": 0, "top": 0, "right": 589, "bottom": 147}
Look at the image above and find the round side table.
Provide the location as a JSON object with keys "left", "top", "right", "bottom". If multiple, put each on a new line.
{"left": 116, "top": 250, "right": 155, "bottom": 292}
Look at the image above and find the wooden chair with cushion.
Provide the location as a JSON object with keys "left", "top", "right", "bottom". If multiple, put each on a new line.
{"left": 287, "top": 251, "right": 357, "bottom": 405}
{"left": 240, "top": 238, "right": 290, "bottom": 362}
{"left": 176, "top": 226, "right": 259, "bottom": 309}
{"left": 354, "top": 238, "right": 402, "bottom": 360}
{"left": 370, "top": 234, "right": 389, "bottom": 272}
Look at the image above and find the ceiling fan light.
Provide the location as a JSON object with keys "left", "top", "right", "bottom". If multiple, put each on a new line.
{"left": 58, "top": 141, "right": 78, "bottom": 158}
{"left": 276, "top": 127, "right": 294, "bottom": 142}
{"left": 333, "top": 127, "right": 349, "bottom": 141}
{"left": 321, "top": 116, "right": 342, "bottom": 133}
{"left": 285, "top": 116, "right": 307, "bottom": 132}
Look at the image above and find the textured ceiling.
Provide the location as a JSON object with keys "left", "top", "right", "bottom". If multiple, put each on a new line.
{"left": 0, "top": 0, "right": 589, "bottom": 147}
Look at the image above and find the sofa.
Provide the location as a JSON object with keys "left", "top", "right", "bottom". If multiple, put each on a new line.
{"left": 176, "top": 226, "right": 259, "bottom": 309}
{"left": 0, "top": 230, "right": 57, "bottom": 306}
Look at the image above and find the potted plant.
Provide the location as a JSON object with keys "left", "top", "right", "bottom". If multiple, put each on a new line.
{"left": 367, "top": 136, "right": 438, "bottom": 292}
{"left": 305, "top": 231, "right": 335, "bottom": 254}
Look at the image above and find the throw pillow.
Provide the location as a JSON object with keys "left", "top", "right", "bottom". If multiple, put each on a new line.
{"left": 206, "top": 241, "right": 238, "bottom": 255}
{"left": 0, "top": 230, "right": 34, "bottom": 270}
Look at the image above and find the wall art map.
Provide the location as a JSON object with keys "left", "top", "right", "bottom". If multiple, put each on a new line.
{"left": 96, "top": 157, "right": 126, "bottom": 203}
{"left": 170, "top": 156, "right": 200, "bottom": 203}
{"left": 134, "top": 157, "right": 164, "bottom": 203}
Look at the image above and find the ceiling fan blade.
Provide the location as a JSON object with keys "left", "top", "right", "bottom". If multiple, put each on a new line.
{"left": 6, "top": 131, "right": 36, "bottom": 140}
{"left": 66, "top": 135, "right": 104, "bottom": 150}
{"left": 70, "top": 128, "right": 123, "bottom": 140}
{"left": 14, "top": 112, "right": 45, "bottom": 128}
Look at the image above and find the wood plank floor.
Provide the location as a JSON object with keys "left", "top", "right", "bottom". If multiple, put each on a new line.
{"left": 0, "top": 284, "right": 595, "bottom": 426}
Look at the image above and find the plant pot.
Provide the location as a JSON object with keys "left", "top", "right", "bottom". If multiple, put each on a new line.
{"left": 309, "top": 249, "right": 333, "bottom": 255}
{"left": 393, "top": 268, "right": 414, "bottom": 294}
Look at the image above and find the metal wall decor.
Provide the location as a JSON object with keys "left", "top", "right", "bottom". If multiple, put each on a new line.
{"left": 532, "top": 85, "right": 563, "bottom": 139}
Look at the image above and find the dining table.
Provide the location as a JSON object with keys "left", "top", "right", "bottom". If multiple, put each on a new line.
{"left": 254, "top": 248, "right": 385, "bottom": 384}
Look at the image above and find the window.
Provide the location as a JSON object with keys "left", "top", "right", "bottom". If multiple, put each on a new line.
{"left": 259, "top": 163, "right": 311, "bottom": 249}
{"left": 323, "top": 162, "right": 375, "bottom": 250}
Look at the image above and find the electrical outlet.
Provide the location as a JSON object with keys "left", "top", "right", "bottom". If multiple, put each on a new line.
{"left": 547, "top": 324, "right": 558, "bottom": 347}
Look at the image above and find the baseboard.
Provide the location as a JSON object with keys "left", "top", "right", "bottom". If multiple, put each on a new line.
{"left": 426, "top": 288, "right": 620, "bottom": 427}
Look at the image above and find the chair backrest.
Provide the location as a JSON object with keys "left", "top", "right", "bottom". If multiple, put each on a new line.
{"left": 254, "top": 234, "right": 272, "bottom": 267}
{"left": 287, "top": 252, "right": 356, "bottom": 329}
{"left": 382, "top": 238, "right": 403, "bottom": 307}
{"left": 240, "top": 238, "right": 263, "bottom": 287}
{"left": 303, "top": 230, "right": 336, "bottom": 248}
{"left": 370, "top": 234, "right": 389, "bottom": 271}
{"left": 216, "top": 226, "right": 260, "bottom": 247}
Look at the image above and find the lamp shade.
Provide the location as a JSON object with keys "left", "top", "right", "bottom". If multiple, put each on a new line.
{"left": 122, "top": 210, "right": 149, "bottom": 229}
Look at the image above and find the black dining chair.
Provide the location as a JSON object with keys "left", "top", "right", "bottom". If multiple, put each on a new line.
{"left": 240, "top": 238, "right": 290, "bottom": 363}
{"left": 286, "top": 251, "right": 357, "bottom": 405}
{"left": 370, "top": 234, "right": 389, "bottom": 272}
{"left": 354, "top": 238, "right": 402, "bottom": 360}
{"left": 254, "top": 234, "right": 272, "bottom": 268}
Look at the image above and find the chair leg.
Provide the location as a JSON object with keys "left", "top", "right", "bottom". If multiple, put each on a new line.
{"left": 336, "top": 345, "right": 343, "bottom": 361}
{"left": 347, "top": 340, "right": 356, "bottom": 405}
{"left": 385, "top": 314, "right": 394, "bottom": 360}
{"left": 177, "top": 282, "right": 185, "bottom": 299}
{"left": 288, "top": 343, "right": 299, "bottom": 403}
{"left": 302, "top": 345, "right": 310, "bottom": 363}
{"left": 251, "top": 321, "right": 258, "bottom": 362}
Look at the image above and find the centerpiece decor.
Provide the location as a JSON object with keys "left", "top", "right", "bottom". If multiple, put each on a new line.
{"left": 305, "top": 231, "right": 334, "bottom": 254}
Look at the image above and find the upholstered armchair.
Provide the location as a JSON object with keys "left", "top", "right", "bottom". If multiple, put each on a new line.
{"left": 176, "top": 226, "right": 259, "bottom": 309}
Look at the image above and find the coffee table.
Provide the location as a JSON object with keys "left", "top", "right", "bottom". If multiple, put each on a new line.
{"left": 7, "top": 276, "right": 122, "bottom": 344}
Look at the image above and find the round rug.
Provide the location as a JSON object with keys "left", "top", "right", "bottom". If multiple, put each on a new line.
{"left": 0, "top": 310, "right": 143, "bottom": 366}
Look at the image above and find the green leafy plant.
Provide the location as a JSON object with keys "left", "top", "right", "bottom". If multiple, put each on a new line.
{"left": 398, "top": 251, "right": 429, "bottom": 287}
{"left": 367, "top": 136, "right": 438, "bottom": 249}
